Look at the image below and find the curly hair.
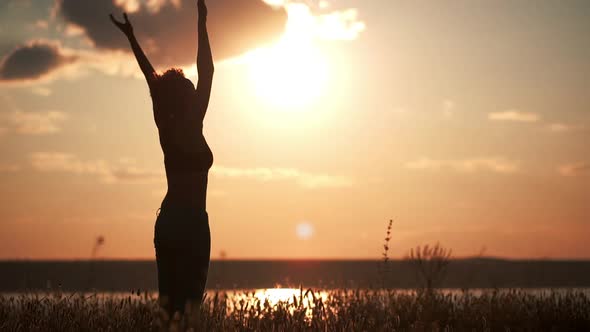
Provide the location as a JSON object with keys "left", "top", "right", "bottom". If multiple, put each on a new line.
{"left": 151, "top": 68, "right": 195, "bottom": 117}
{"left": 158, "top": 68, "right": 186, "bottom": 82}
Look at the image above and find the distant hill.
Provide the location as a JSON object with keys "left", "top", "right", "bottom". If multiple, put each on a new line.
{"left": 1, "top": 259, "right": 589, "bottom": 292}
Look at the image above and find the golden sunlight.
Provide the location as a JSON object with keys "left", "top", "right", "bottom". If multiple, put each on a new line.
{"left": 227, "top": 288, "right": 329, "bottom": 316}
{"left": 246, "top": 4, "right": 330, "bottom": 110}
{"left": 233, "top": 288, "right": 328, "bottom": 307}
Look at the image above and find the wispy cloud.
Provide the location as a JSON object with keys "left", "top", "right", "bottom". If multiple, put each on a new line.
{"left": 31, "top": 87, "right": 52, "bottom": 96}
{"left": 0, "top": 110, "right": 68, "bottom": 135}
{"left": 211, "top": 165, "right": 354, "bottom": 189}
{"left": 311, "top": 7, "right": 365, "bottom": 41}
{"left": 558, "top": 162, "right": 590, "bottom": 177}
{"left": 29, "top": 153, "right": 353, "bottom": 188}
{"left": 0, "top": 163, "right": 20, "bottom": 172}
{"left": 29, "top": 152, "right": 163, "bottom": 184}
{"left": 544, "top": 123, "right": 582, "bottom": 133}
{"left": 488, "top": 110, "right": 540, "bottom": 123}
{"left": 442, "top": 99, "right": 455, "bottom": 117}
{"left": 486, "top": 106, "right": 582, "bottom": 135}
{"left": 30, "top": 152, "right": 110, "bottom": 175}
{"left": 489, "top": 110, "right": 581, "bottom": 134}
{"left": 268, "top": 1, "right": 365, "bottom": 41}
{"left": 405, "top": 157, "right": 520, "bottom": 174}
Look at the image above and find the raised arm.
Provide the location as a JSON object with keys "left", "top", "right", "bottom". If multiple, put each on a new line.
{"left": 110, "top": 13, "right": 157, "bottom": 89}
{"left": 196, "top": 0, "right": 214, "bottom": 109}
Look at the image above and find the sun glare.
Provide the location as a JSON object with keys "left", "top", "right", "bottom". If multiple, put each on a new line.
{"left": 296, "top": 222, "right": 314, "bottom": 240}
{"left": 247, "top": 4, "right": 330, "bottom": 110}
{"left": 227, "top": 288, "right": 330, "bottom": 317}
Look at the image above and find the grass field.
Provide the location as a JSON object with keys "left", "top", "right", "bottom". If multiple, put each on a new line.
{"left": 1, "top": 288, "right": 589, "bottom": 331}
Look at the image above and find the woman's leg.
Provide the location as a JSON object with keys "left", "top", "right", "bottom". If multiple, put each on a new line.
{"left": 173, "top": 250, "right": 210, "bottom": 314}
{"left": 155, "top": 211, "right": 178, "bottom": 317}
{"left": 155, "top": 210, "right": 211, "bottom": 316}
{"left": 155, "top": 245, "right": 175, "bottom": 317}
{"left": 176, "top": 213, "right": 211, "bottom": 313}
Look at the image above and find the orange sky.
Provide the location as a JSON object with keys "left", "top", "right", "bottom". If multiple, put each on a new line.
{"left": 0, "top": 0, "right": 589, "bottom": 260}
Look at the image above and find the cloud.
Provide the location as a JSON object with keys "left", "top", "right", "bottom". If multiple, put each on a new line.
{"left": 108, "top": 166, "right": 164, "bottom": 183}
{"left": 442, "top": 99, "right": 455, "bottom": 117}
{"left": 545, "top": 123, "right": 579, "bottom": 133}
{"left": 0, "top": 110, "right": 68, "bottom": 135}
{"left": 3, "top": 1, "right": 364, "bottom": 83}
{"left": 296, "top": 5, "right": 365, "bottom": 41}
{"left": 266, "top": 1, "right": 365, "bottom": 41}
{"left": 30, "top": 152, "right": 164, "bottom": 184}
{"left": 29, "top": 152, "right": 354, "bottom": 188}
{"left": 56, "top": 0, "right": 288, "bottom": 69}
{"left": 30, "top": 152, "right": 110, "bottom": 174}
{"left": 405, "top": 157, "right": 520, "bottom": 174}
{"left": 211, "top": 165, "right": 354, "bottom": 189}
{"left": 0, "top": 40, "right": 77, "bottom": 81}
{"left": 487, "top": 108, "right": 581, "bottom": 134}
{"left": 32, "top": 87, "right": 53, "bottom": 96}
{"left": 317, "top": 8, "right": 365, "bottom": 40}
{"left": 558, "top": 162, "right": 590, "bottom": 177}
{"left": 488, "top": 111, "right": 581, "bottom": 134}
{"left": 0, "top": 43, "right": 148, "bottom": 85}
{"left": 0, "top": 163, "right": 20, "bottom": 172}
{"left": 488, "top": 110, "right": 540, "bottom": 123}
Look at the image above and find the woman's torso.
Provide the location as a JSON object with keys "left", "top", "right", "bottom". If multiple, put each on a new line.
{"left": 153, "top": 93, "right": 213, "bottom": 211}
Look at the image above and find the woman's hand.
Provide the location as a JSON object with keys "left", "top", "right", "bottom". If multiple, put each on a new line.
{"left": 109, "top": 13, "right": 134, "bottom": 37}
{"left": 198, "top": 0, "right": 207, "bottom": 18}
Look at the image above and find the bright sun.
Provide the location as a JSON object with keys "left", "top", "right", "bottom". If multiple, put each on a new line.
{"left": 246, "top": 5, "right": 330, "bottom": 110}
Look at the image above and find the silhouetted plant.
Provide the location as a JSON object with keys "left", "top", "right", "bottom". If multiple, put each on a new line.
{"left": 86, "top": 235, "right": 105, "bottom": 291}
{"left": 405, "top": 243, "right": 452, "bottom": 294}
{"left": 378, "top": 219, "right": 394, "bottom": 288}
{"left": 90, "top": 235, "right": 105, "bottom": 258}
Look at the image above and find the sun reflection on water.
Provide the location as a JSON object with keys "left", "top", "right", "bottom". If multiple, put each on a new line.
{"left": 225, "top": 288, "right": 330, "bottom": 316}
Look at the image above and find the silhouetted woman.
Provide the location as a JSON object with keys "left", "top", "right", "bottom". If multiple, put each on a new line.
{"left": 110, "top": 0, "right": 214, "bottom": 318}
